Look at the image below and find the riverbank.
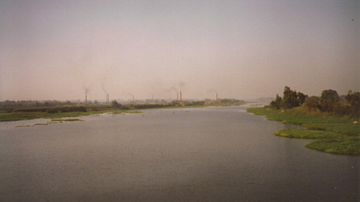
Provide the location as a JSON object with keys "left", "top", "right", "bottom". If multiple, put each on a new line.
{"left": 0, "top": 109, "right": 135, "bottom": 122}
{"left": 247, "top": 107, "right": 360, "bottom": 155}
{"left": 0, "top": 103, "right": 246, "bottom": 122}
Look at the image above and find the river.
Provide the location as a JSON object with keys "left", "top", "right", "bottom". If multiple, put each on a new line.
{"left": 0, "top": 106, "right": 359, "bottom": 201}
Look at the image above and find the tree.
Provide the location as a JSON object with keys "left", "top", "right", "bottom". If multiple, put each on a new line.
{"left": 297, "top": 92, "right": 307, "bottom": 105}
{"left": 269, "top": 94, "right": 282, "bottom": 109}
{"left": 304, "top": 96, "right": 320, "bottom": 112}
{"left": 320, "top": 89, "right": 339, "bottom": 112}
{"left": 111, "top": 100, "right": 121, "bottom": 108}
{"left": 282, "top": 86, "right": 306, "bottom": 109}
{"left": 345, "top": 90, "right": 360, "bottom": 117}
{"left": 321, "top": 89, "right": 339, "bottom": 102}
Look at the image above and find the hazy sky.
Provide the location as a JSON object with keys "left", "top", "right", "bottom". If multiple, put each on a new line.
{"left": 0, "top": 0, "right": 359, "bottom": 101}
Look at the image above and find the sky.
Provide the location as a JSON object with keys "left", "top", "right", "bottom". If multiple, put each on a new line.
{"left": 0, "top": 0, "right": 359, "bottom": 101}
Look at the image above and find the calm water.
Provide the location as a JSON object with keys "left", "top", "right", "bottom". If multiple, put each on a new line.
{"left": 0, "top": 106, "right": 359, "bottom": 201}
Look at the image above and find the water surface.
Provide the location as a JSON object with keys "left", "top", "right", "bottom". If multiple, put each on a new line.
{"left": 0, "top": 106, "right": 359, "bottom": 201}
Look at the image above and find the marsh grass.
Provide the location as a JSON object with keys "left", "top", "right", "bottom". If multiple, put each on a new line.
{"left": 0, "top": 110, "right": 140, "bottom": 122}
{"left": 247, "top": 107, "right": 360, "bottom": 155}
{"left": 305, "top": 138, "right": 360, "bottom": 155}
{"left": 274, "top": 129, "right": 342, "bottom": 139}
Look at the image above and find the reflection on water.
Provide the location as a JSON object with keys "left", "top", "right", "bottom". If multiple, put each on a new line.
{"left": 0, "top": 106, "right": 359, "bottom": 201}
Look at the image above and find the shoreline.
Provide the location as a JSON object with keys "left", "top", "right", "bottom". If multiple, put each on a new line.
{"left": 0, "top": 103, "right": 247, "bottom": 122}
{"left": 247, "top": 107, "right": 360, "bottom": 155}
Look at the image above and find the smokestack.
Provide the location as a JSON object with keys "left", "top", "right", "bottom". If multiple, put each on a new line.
{"left": 85, "top": 91, "right": 87, "bottom": 104}
{"left": 216, "top": 92, "right": 218, "bottom": 101}
{"left": 180, "top": 91, "right": 182, "bottom": 102}
{"left": 106, "top": 93, "right": 109, "bottom": 104}
{"left": 133, "top": 95, "right": 134, "bottom": 102}
{"left": 177, "top": 92, "right": 179, "bottom": 101}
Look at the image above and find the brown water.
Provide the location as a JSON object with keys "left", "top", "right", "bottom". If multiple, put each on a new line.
{"left": 0, "top": 106, "right": 359, "bottom": 201}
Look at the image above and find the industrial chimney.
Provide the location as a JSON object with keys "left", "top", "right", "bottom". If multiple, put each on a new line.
{"left": 216, "top": 92, "right": 218, "bottom": 101}
{"left": 180, "top": 91, "right": 182, "bottom": 102}
{"left": 85, "top": 90, "right": 87, "bottom": 104}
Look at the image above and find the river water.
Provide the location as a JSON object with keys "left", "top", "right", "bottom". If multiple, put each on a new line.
{"left": 0, "top": 106, "right": 359, "bottom": 201}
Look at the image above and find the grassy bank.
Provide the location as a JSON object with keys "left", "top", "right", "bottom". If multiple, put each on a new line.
{"left": 0, "top": 103, "right": 245, "bottom": 122}
{"left": 0, "top": 109, "right": 132, "bottom": 122}
{"left": 247, "top": 107, "right": 360, "bottom": 155}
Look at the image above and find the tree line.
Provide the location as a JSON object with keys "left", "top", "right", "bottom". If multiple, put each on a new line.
{"left": 269, "top": 86, "right": 360, "bottom": 118}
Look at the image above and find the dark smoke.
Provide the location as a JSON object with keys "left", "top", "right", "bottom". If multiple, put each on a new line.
{"left": 101, "top": 85, "right": 107, "bottom": 94}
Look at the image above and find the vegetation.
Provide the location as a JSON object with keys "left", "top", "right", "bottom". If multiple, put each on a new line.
{"left": 12, "top": 106, "right": 87, "bottom": 113}
{"left": 247, "top": 107, "right": 360, "bottom": 155}
{"left": 1, "top": 111, "right": 102, "bottom": 122}
{"left": 269, "top": 86, "right": 307, "bottom": 109}
{"left": 248, "top": 86, "right": 360, "bottom": 155}
{"left": 269, "top": 87, "right": 360, "bottom": 118}
{"left": 305, "top": 138, "right": 360, "bottom": 155}
{"left": 0, "top": 99, "right": 245, "bottom": 122}
{"left": 274, "top": 129, "right": 341, "bottom": 139}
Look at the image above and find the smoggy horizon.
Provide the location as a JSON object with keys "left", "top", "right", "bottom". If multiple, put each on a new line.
{"left": 1, "top": 0, "right": 359, "bottom": 101}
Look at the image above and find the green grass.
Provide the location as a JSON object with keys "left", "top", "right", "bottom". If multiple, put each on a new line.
{"left": 247, "top": 107, "right": 360, "bottom": 155}
{"left": 0, "top": 111, "right": 96, "bottom": 122}
{"left": 305, "top": 138, "right": 360, "bottom": 155}
{"left": 0, "top": 109, "right": 139, "bottom": 122}
{"left": 274, "top": 129, "right": 342, "bottom": 139}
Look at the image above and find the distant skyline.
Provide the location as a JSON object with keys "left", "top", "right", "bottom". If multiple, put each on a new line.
{"left": 0, "top": 0, "right": 359, "bottom": 101}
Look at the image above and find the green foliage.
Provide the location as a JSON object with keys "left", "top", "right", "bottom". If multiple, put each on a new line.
{"left": 321, "top": 89, "right": 339, "bottom": 102}
{"left": 269, "top": 86, "right": 307, "bottom": 109}
{"left": 269, "top": 94, "right": 282, "bottom": 109}
{"left": 274, "top": 129, "right": 341, "bottom": 139}
{"left": 269, "top": 87, "right": 360, "bottom": 118}
{"left": 305, "top": 138, "right": 360, "bottom": 155}
{"left": 304, "top": 96, "right": 320, "bottom": 112}
{"left": 247, "top": 107, "right": 360, "bottom": 155}
{"left": 283, "top": 86, "right": 297, "bottom": 108}
{"left": 111, "top": 100, "right": 121, "bottom": 108}
{"left": 345, "top": 90, "right": 360, "bottom": 118}
{"left": 248, "top": 107, "right": 359, "bottom": 135}
{"left": 297, "top": 92, "right": 307, "bottom": 105}
{"left": 319, "top": 89, "right": 339, "bottom": 112}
